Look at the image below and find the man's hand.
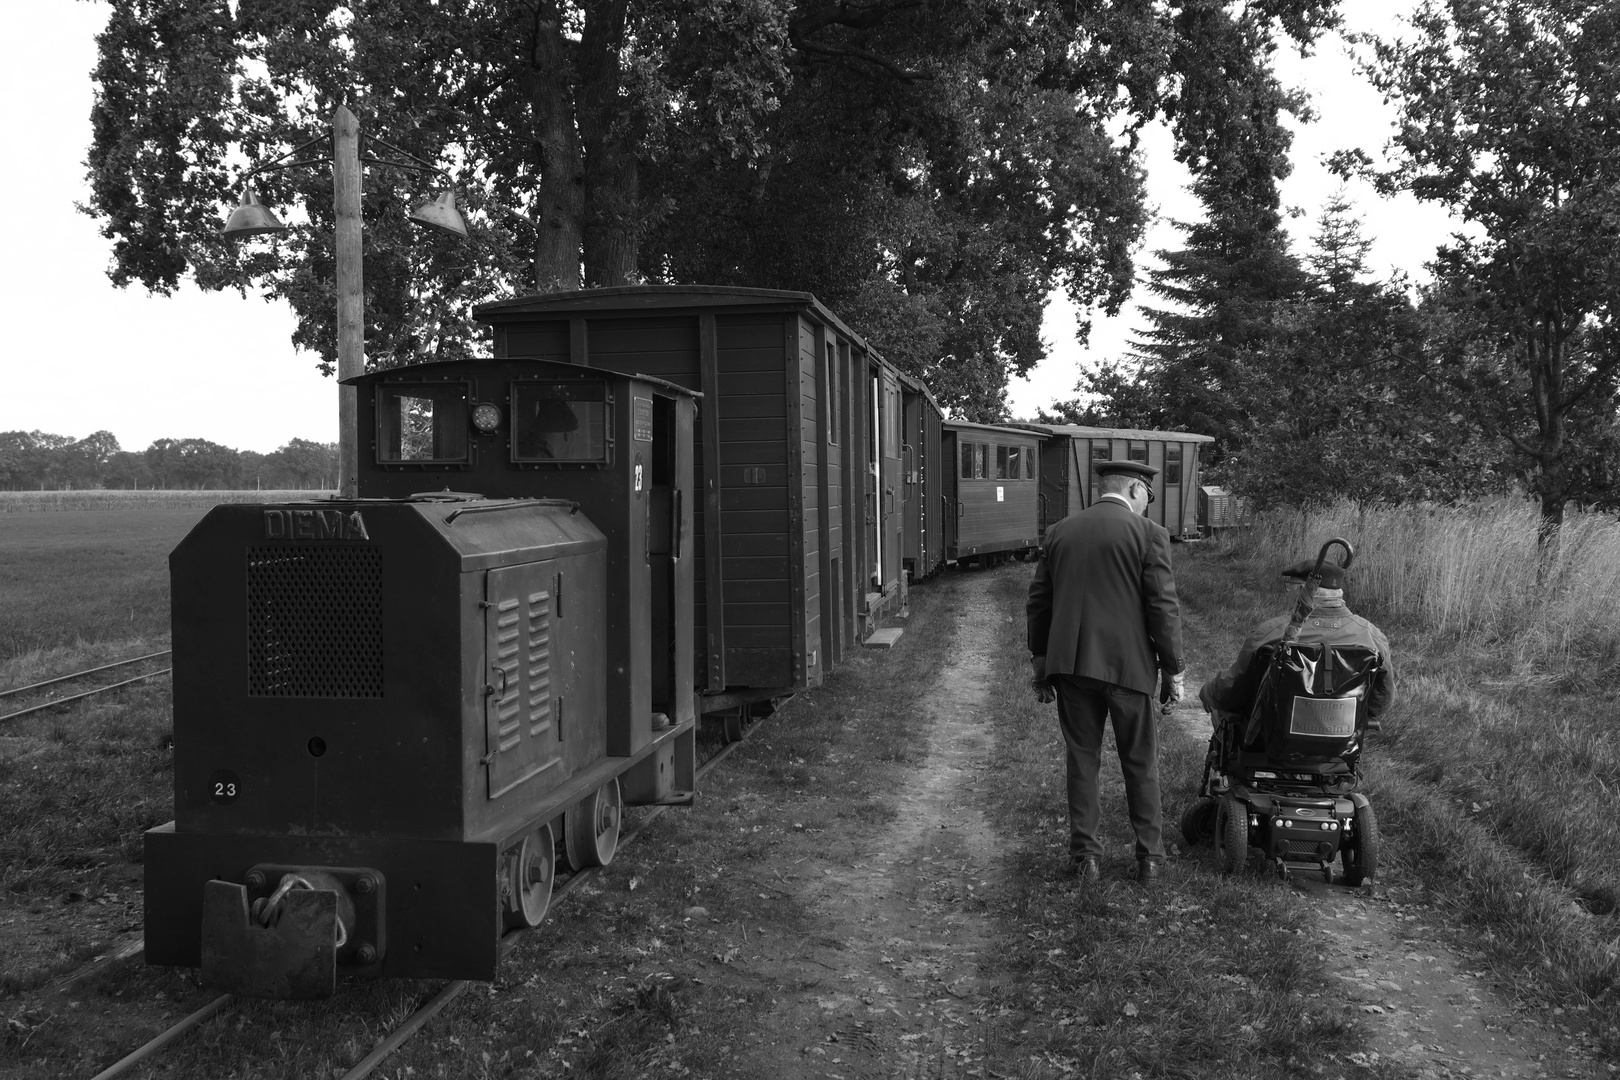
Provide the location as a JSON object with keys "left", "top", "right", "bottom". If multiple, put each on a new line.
{"left": 1158, "top": 670, "right": 1185, "bottom": 711}
{"left": 1031, "top": 656, "right": 1055, "bottom": 704}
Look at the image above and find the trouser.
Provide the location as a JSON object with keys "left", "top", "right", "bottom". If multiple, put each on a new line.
{"left": 1052, "top": 674, "right": 1164, "bottom": 861}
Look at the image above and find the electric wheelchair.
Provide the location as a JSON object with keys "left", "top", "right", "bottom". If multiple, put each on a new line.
{"left": 1180, "top": 539, "right": 1382, "bottom": 885}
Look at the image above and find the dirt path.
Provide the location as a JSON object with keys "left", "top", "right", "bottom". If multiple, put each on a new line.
{"left": 1165, "top": 698, "right": 1605, "bottom": 1079}
{"left": 725, "top": 573, "right": 1007, "bottom": 1079}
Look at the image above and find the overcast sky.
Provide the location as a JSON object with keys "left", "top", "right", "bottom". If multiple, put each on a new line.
{"left": 0, "top": 2, "right": 1458, "bottom": 453}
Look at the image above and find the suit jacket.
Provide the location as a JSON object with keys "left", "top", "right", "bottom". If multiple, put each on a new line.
{"left": 1199, "top": 598, "right": 1396, "bottom": 719}
{"left": 1026, "top": 498, "right": 1184, "bottom": 696}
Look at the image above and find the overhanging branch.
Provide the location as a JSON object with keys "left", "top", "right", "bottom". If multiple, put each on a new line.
{"left": 789, "top": 0, "right": 929, "bottom": 81}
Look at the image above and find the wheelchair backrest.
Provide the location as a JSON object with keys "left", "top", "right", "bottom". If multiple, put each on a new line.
{"left": 1250, "top": 641, "right": 1381, "bottom": 762}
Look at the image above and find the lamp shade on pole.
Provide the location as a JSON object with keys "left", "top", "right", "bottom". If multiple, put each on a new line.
{"left": 222, "top": 183, "right": 287, "bottom": 237}
{"left": 410, "top": 189, "right": 469, "bottom": 237}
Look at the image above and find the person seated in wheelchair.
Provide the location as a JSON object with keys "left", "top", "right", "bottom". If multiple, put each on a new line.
{"left": 1199, "top": 558, "right": 1397, "bottom": 746}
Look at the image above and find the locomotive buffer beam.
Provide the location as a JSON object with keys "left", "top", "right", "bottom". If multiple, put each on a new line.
{"left": 201, "top": 865, "right": 385, "bottom": 999}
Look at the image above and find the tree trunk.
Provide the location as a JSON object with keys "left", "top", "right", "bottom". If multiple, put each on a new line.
{"left": 525, "top": 4, "right": 585, "bottom": 292}
{"left": 578, "top": 0, "right": 640, "bottom": 287}
{"left": 583, "top": 146, "right": 639, "bottom": 286}
{"left": 1528, "top": 321, "right": 1567, "bottom": 551}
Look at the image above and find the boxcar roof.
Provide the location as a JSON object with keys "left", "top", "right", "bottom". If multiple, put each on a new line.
{"left": 943, "top": 419, "right": 1043, "bottom": 440}
{"left": 474, "top": 285, "right": 878, "bottom": 360}
{"left": 895, "top": 369, "right": 943, "bottom": 412}
{"left": 1011, "top": 422, "right": 1215, "bottom": 444}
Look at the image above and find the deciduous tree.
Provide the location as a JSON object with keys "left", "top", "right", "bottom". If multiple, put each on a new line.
{"left": 1344, "top": 0, "right": 1620, "bottom": 531}
{"left": 86, "top": 0, "right": 1341, "bottom": 417}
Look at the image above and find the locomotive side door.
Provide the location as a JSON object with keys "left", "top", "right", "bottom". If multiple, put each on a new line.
{"left": 484, "top": 562, "right": 567, "bottom": 799}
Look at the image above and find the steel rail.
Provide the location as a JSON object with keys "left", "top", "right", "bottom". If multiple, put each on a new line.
{"left": 344, "top": 717, "right": 768, "bottom": 1080}
{"left": 0, "top": 651, "right": 171, "bottom": 701}
{"left": 82, "top": 708, "right": 773, "bottom": 1080}
{"left": 0, "top": 669, "right": 172, "bottom": 726}
{"left": 87, "top": 994, "right": 233, "bottom": 1080}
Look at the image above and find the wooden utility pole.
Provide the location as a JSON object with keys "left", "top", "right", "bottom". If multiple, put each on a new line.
{"left": 333, "top": 105, "right": 364, "bottom": 498}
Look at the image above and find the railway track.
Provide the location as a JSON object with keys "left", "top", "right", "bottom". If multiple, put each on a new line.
{"left": 0, "top": 650, "right": 172, "bottom": 725}
{"left": 83, "top": 711, "right": 765, "bottom": 1080}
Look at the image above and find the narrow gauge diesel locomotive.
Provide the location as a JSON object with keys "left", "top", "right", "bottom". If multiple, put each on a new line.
{"left": 146, "top": 360, "right": 697, "bottom": 998}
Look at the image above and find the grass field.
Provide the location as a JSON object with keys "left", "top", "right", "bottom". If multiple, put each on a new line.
{"left": 0, "top": 509, "right": 203, "bottom": 662}
{"left": 2, "top": 497, "right": 1616, "bottom": 1074}
{"left": 0, "top": 492, "right": 321, "bottom": 672}
{"left": 0, "top": 490, "right": 326, "bottom": 513}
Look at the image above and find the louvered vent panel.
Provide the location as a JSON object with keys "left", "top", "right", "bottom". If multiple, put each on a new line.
{"left": 525, "top": 590, "right": 553, "bottom": 733}
{"left": 247, "top": 545, "right": 383, "bottom": 697}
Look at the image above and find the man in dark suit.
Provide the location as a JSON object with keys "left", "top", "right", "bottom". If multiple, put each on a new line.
{"left": 1026, "top": 459, "right": 1185, "bottom": 884}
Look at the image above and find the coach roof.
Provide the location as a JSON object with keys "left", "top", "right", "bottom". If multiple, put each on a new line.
{"left": 1012, "top": 422, "right": 1215, "bottom": 444}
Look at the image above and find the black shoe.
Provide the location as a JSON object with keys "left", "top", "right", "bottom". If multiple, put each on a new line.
{"left": 1136, "top": 859, "right": 1164, "bottom": 886}
{"left": 1063, "top": 855, "right": 1102, "bottom": 883}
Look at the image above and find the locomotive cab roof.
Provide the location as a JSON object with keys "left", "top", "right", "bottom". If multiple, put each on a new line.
{"left": 342, "top": 357, "right": 702, "bottom": 401}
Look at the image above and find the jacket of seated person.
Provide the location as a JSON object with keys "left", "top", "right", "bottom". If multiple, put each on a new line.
{"left": 1199, "top": 588, "right": 1397, "bottom": 725}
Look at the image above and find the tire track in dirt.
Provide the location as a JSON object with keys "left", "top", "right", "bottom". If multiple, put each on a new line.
{"left": 728, "top": 572, "right": 1008, "bottom": 1080}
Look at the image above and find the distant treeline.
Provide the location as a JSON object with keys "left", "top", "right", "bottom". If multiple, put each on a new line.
{"left": 0, "top": 430, "right": 337, "bottom": 491}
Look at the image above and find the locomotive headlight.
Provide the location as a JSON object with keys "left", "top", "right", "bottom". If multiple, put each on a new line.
{"left": 1320, "top": 822, "right": 1334, "bottom": 831}
{"left": 472, "top": 401, "right": 502, "bottom": 433}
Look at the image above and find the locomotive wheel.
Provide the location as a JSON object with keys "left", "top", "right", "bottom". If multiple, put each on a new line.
{"left": 505, "top": 822, "right": 555, "bottom": 930}
{"left": 1216, "top": 794, "right": 1249, "bottom": 875}
{"left": 1342, "top": 801, "right": 1379, "bottom": 887}
{"left": 565, "top": 777, "right": 622, "bottom": 869}
{"left": 1179, "top": 797, "right": 1220, "bottom": 847}
{"left": 722, "top": 708, "right": 745, "bottom": 744}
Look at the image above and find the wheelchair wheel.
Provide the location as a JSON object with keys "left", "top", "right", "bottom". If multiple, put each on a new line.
{"left": 1343, "top": 801, "right": 1379, "bottom": 886}
{"left": 1216, "top": 794, "right": 1249, "bottom": 875}
{"left": 1180, "top": 798, "right": 1219, "bottom": 847}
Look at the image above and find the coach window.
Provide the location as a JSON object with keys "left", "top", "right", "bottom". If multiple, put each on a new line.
{"left": 1089, "top": 440, "right": 1112, "bottom": 499}
{"left": 1166, "top": 443, "right": 1183, "bottom": 485}
{"left": 513, "top": 381, "right": 610, "bottom": 462}
{"left": 960, "top": 441, "right": 973, "bottom": 479}
{"left": 377, "top": 383, "right": 469, "bottom": 463}
{"left": 1129, "top": 441, "right": 1148, "bottom": 464}
{"left": 995, "top": 445, "right": 1009, "bottom": 479}
{"left": 975, "top": 443, "right": 987, "bottom": 479}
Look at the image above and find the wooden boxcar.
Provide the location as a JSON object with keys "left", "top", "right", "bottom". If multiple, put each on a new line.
{"left": 474, "top": 286, "right": 906, "bottom": 708}
{"left": 1015, "top": 424, "right": 1214, "bottom": 540}
{"left": 899, "top": 371, "right": 945, "bottom": 582}
{"left": 942, "top": 421, "right": 1042, "bottom": 563}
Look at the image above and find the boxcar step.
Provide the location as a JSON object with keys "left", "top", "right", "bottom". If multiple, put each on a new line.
{"left": 864, "top": 628, "right": 904, "bottom": 649}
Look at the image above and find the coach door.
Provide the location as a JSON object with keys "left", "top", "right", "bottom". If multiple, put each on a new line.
{"left": 879, "top": 368, "right": 902, "bottom": 595}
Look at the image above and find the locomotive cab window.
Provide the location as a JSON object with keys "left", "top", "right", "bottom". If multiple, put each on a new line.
{"left": 513, "top": 381, "right": 610, "bottom": 463}
{"left": 377, "top": 384, "right": 470, "bottom": 464}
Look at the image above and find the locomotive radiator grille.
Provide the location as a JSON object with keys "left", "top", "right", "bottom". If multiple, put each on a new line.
{"left": 246, "top": 545, "right": 383, "bottom": 697}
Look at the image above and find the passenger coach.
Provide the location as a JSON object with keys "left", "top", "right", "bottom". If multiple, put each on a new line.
{"left": 1015, "top": 423, "right": 1214, "bottom": 541}
{"left": 943, "top": 421, "right": 1042, "bottom": 564}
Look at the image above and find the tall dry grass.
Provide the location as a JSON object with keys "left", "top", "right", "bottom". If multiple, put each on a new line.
{"left": 1229, "top": 496, "right": 1620, "bottom": 668}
